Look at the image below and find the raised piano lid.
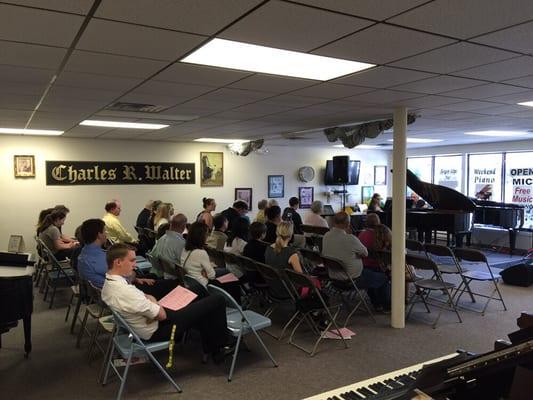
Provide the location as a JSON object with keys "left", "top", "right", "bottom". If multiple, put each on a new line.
{"left": 407, "top": 169, "right": 475, "bottom": 212}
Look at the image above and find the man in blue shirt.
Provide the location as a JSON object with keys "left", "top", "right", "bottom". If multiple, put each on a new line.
{"left": 147, "top": 213, "right": 187, "bottom": 278}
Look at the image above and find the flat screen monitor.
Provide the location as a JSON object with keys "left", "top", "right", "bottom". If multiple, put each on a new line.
{"left": 322, "top": 204, "right": 335, "bottom": 216}
{"left": 324, "top": 159, "right": 360, "bottom": 185}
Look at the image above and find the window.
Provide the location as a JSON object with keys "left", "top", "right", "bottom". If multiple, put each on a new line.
{"left": 407, "top": 157, "right": 433, "bottom": 183}
{"left": 504, "top": 151, "right": 533, "bottom": 229}
{"left": 468, "top": 153, "right": 503, "bottom": 201}
{"left": 434, "top": 155, "right": 462, "bottom": 191}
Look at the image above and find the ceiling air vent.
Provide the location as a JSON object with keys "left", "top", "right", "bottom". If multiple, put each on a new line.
{"left": 106, "top": 102, "right": 167, "bottom": 113}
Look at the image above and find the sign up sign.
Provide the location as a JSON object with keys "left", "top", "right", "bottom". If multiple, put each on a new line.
{"left": 46, "top": 161, "right": 195, "bottom": 185}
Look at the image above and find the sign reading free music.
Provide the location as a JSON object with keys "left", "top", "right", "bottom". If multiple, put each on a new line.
{"left": 46, "top": 161, "right": 195, "bottom": 185}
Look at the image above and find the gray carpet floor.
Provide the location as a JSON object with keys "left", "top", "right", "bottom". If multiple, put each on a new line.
{"left": 1, "top": 272, "right": 531, "bottom": 400}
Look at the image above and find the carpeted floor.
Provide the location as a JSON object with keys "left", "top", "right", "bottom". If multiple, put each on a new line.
{"left": 1, "top": 273, "right": 531, "bottom": 400}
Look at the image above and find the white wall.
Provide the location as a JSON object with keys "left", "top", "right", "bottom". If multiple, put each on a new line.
{"left": 0, "top": 136, "right": 391, "bottom": 252}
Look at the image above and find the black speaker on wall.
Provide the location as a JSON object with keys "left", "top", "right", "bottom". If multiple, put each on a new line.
{"left": 332, "top": 155, "right": 349, "bottom": 184}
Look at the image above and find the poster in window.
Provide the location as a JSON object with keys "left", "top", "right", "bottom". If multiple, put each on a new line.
{"left": 200, "top": 152, "right": 223, "bottom": 187}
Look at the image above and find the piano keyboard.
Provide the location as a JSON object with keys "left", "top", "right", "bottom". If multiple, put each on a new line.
{"left": 303, "top": 353, "right": 457, "bottom": 400}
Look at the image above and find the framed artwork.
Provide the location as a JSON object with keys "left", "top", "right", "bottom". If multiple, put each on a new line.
{"left": 235, "top": 188, "right": 252, "bottom": 210}
{"left": 362, "top": 186, "right": 374, "bottom": 204}
{"left": 200, "top": 152, "right": 223, "bottom": 187}
{"left": 8, "top": 234, "right": 25, "bottom": 253}
{"left": 268, "top": 175, "right": 284, "bottom": 198}
{"left": 14, "top": 155, "right": 35, "bottom": 178}
{"left": 298, "top": 187, "right": 314, "bottom": 209}
{"left": 374, "top": 165, "right": 387, "bottom": 185}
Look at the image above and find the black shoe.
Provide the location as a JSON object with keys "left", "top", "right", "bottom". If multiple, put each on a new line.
{"left": 212, "top": 344, "right": 236, "bottom": 365}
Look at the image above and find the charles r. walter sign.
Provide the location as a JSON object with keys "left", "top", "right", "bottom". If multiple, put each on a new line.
{"left": 46, "top": 161, "right": 195, "bottom": 185}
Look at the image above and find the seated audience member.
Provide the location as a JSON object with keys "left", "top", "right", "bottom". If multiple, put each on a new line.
{"left": 282, "top": 197, "right": 303, "bottom": 235}
{"left": 243, "top": 222, "right": 268, "bottom": 263}
{"left": 225, "top": 217, "right": 250, "bottom": 277}
{"left": 357, "top": 213, "right": 382, "bottom": 270}
{"left": 103, "top": 200, "right": 138, "bottom": 244}
{"left": 254, "top": 199, "right": 268, "bottom": 224}
{"left": 303, "top": 200, "right": 329, "bottom": 228}
{"left": 78, "top": 219, "right": 154, "bottom": 289}
{"left": 197, "top": 197, "right": 216, "bottom": 230}
{"left": 148, "top": 214, "right": 187, "bottom": 279}
{"left": 265, "top": 222, "right": 303, "bottom": 273}
{"left": 36, "top": 207, "right": 54, "bottom": 235}
{"left": 206, "top": 214, "right": 228, "bottom": 251}
{"left": 136, "top": 200, "right": 154, "bottom": 230}
{"left": 264, "top": 205, "right": 282, "bottom": 244}
{"left": 156, "top": 222, "right": 169, "bottom": 239}
{"left": 221, "top": 200, "right": 249, "bottom": 232}
{"left": 101, "top": 243, "right": 231, "bottom": 360}
{"left": 181, "top": 222, "right": 241, "bottom": 302}
{"left": 38, "top": 210, "right": 79, "bottom": 260}
{"left": 322, "top": 212, "right": 390, "bottom": 311}
{"left": 267, "top": 199, "right": 279, "bottom": 208}
{"left": 54, "top": 205, "right": 77, "bottom": 244}
{"left": 147, "top": 200, "right": 162, "bottom": 230}
{"left": 367, "top": 193, "right": 383, "bottom": 212}
{"left": 410, "top": 192, "right": 427, "bottom": 209}
{"left": 153, "top": 203, "right": 172, "bottom": 231}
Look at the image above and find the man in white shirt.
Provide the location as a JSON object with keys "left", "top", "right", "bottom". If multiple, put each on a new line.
{"left": 102, "top": 243, "right": 230, "bottom": 358}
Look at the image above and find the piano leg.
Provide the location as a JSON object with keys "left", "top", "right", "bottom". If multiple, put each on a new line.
{"left": 509, "top": 229, "right": 517, "bottom": 256}
{"left": 23, "top": 315, "right": 31, "bottom": 358}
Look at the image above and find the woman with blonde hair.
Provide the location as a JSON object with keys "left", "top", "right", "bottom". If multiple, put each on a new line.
{"left": 264, "top": 221, "right": 303, "bottom": 273}
{"left": 153, "top": 203, "right": 172, "bottom": 231}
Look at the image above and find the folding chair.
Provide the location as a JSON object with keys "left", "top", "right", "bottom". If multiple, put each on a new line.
{"left": 406, "top": 239, "right": 425, "bottom": 254}
{"left": 320, "top": 255, "right": 375, "bottom": 326}
{"left": 207, "top": 284, "right": 277, "bottom": 381}
{"left": 406, "top": 254, "right": 462, "bottom": 329}
{"left": 86, "top": 282, "right": 113, "bottom": 362}
{"left": 76, "top": 280, "right": 108, "bottom": 349}
{"left": 158, "top": 257, "right": 179, "bottom": 280}
{"left": 298, "top": 247, "right": 326, "bottom": 277}
{"left": 205, "top": 246, "right": 226, "bottom": 269}
{"left": 39, "top": 240, "right": 76, "bottom": 308}
{"left": 238, "top": 256, "right": 269, "bottom": 306}
{"left": 102, "top": 309, "right": 181, "bottom": 399}
{"left": 424, "top": 243, "right": 475, "bottom": 303}
{"left": 284, "top": 269, "right": 349, "bottom": 356}
{"left": 301, "top": 225, "right": 328, "bottom": 251}
{"left": 453, "top": 248, "right": 507, "bottom": 315}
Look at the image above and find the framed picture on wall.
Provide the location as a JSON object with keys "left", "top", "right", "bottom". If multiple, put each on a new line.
{"left": 200, "top": 152, "right": 223, "bottom": 187}
{"left": 235, "top": 188, "right": 252, "bottom": 210}
{"left": 268, "top": 175, "right": 284, "bottom": 198}
{"left": 374, "top": 165, "right": 387, "bottom": 185}
{"left": 362, "top": 186, "right": 374, "bottom": 204}
{"left": 14, "top": 155, "right": 35, "bottom": 178}
{"left": 298, "top": 187, "right": 314, "bottom": 209}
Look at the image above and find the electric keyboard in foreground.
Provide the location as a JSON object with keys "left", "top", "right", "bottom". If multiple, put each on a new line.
{"left": 303, "top": 353, "right": 458, "bottom": 400}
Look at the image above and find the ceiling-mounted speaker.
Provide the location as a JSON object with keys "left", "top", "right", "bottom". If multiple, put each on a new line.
{"left": 332, "top": 155, "right": 349, "bottom": 184}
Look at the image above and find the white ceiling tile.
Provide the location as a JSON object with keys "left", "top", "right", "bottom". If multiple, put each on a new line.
{"left": 400, "top": 95, "right": 465, "bottom": 108}
{"left": 454, "top": 56, "right": 533, "bottom": 81}
{"left": 38, "top": 96, "right": 108, "bottom": 112}
{"left": 390, "top": 42, "right": 516, "bottom": 73}
{"left": 0, "top": 81, "right": 48, "bottom": 96}
{"left": 54, "top": 71, "right": 142, "bottom": 91}
{"left": 78, "top": 19, "right": 205, "bottom": 61}
{"left": 344, "top": 89, "right": 422, "bottom": 105}
{"left": 27, "top": 118, "right": 80, "bottom": 130}
{"left": 64, "top": 50, "right": 167, "bottom": 78}
{"left": 473, "top": 21, "right": 533, "bottom": 54}
{"left": 485, "top": 90, "right": 533, "bottom": 104}
{"left": 133, "top": 80, "right": 215, "bottom": 99}
{"left": 46, "top": 85, "right": 123, "bottom": 102}
{"left": 475, "top": 104, "right": 529, "bottom": 115}
{"left": 0, "top": 94, "right": 39, "bottom": 109}
{"left": 0, "top": 41, "right": 66, "bottom": 69}
{"left": 0, "top": 108, "right": 32, "bottom": 120}
{"left": 503, "top": 75, "right": 533, "bottom": 89}
{"left": 0, "top": 4, "right": 83, "bottom": 47}
{"left": 228, "top": 74, "right": 315, "bottom": 93}
{"left": 288, "top": 83, "right": 374, "bottom": 99}
{"left": 155, "top": 63, "right": 251, "bottom": 86}
{"left": 0, "top": 65, "right": 54, "bottom": 85}
{"left": 503, "top": 110, "right": 533, "bottom": 119}
{"left": 220, "top": 0, "right": 372, "bottom": 52}
{"left": 96, "top": 0, "right": 264, "bottom": 36}
{"left": 292, "top": 0, "right": 429, "bottom": 20}
{"left": 441, "top": 83, "right": 529, "bottom": 100}
{"left": 389, "top": 0, "right": 533, "bottom": 39}
{"left": 197, "top": 88, "right": 273, "bottom": 104}
{"left": 433, "top": 100, "right": 502, "bottom": 112}
{"left": 3, "top": 1, "right": 94, "bottom": 14}
{"left": 331, "top": 66, "right": 435, "bottom": 88}
{"left": 423, "top": 111, "right": 486, "bottom": 121}
{"left": 313, "top": 24, "right": 453, "bottom": 64}
{"left": 392, "top": 76, "right": 483, "bottom": 94}
{"left": 263, "top": 94, "right": 329, "bottom": 108}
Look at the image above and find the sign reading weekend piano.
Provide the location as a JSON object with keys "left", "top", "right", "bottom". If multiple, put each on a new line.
{"left": 46, "top": 161, "right": 195, "bottom": 185}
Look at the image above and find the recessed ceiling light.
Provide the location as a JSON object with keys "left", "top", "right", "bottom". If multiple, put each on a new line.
{"left": 80, "top": 120, "right": 169, "bottom": 129}
{"left": 464, "top": 130, "right": 529, "bottom": 137}
{"left": 0, "top": 128, "right": 63, "bottom": 136}
{"left": 387, "top": 138, "right": 444, "bottom": 143}
{"left": 333, "top": 144, "right": 382, "bottom": 149}
{"left": 194, "top": 138, "right": 250, "bottom": 144}
{"left": 517, "top": 101, "right": 533, "bottom": 107}
{"left": 181, "top": 38, "right": 375, "bottom": 81}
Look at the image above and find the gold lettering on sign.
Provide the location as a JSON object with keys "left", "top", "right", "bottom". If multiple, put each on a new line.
{"left": 123, "top": 165, "right": 137, "bottom": 180}
{"left": 51, "top": 165, "right": 67, "bottom": 181}
{"left": 108, "top": 169, "right": 116, "bottom": 180}
{"left": 145, "top": 165, "right": 160, "bottom": 180}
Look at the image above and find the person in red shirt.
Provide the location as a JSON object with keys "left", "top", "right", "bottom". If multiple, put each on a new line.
{"left": 358, "top": 213, "right": 391, "bottom": 272}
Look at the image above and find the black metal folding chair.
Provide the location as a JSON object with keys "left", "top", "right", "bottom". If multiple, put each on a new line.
{"left": 205, "top": 246, "right": 226, "bottom": 269}
{"left": 453, "top": 248, "right": 507, "bottom": 315}
{"left": 406, "top": 239, "right": 425, "bottom": 254}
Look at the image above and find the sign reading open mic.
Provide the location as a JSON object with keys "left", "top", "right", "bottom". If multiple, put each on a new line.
{"left": 46, "top": 161, "right": 195, "bottom": 185}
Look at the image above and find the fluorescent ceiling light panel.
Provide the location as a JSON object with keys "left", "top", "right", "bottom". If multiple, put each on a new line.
{"left": 194, "top": 138, "right": 249, "bottom": 144}
{"left": 181, "top": 38, "right": 375, "bottom": 81}
{"left": 0, "top": 128, "right": 63, "bottom": 136}
{"left": 464, "top": 130, "right": 529, "bottom": 137}
{"left": 387, "top": 138, "right": 444, "bottom": 143}
{"left": 517, "top": 101, "right": 533, "bottom": 107}
{"left": 80, "top": 120, "right": 169, "bottom": 129}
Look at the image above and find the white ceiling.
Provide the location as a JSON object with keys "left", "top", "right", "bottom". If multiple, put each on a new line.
{"left": 1, "top": 0, "right": 533, "bottom": 148}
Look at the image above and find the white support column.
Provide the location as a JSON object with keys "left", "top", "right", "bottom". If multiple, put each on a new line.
{"left": 391, "top": 107, "right": 407, "bottom": 328}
